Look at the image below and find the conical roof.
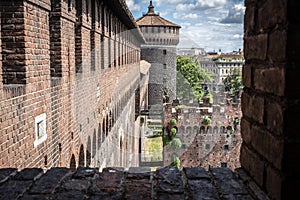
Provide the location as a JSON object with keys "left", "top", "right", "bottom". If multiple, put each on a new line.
{"left": 136, "top": 1, "right": 181, "bottom": 28}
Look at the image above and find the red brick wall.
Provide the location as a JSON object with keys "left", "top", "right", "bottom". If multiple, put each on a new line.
{"left": 0, "top": 0, "right": 143, "bottom": 170}
{"left": 242, "top": 0, "right": 300, "bottom": 199}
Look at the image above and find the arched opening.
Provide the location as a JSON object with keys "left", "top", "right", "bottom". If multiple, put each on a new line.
{"left": 92, "top": 129, "right": 97, "bottom": 157}
{"left": 98, "top": 123, "right": 101, "bottom": 149}
{"left": 206, "top": 126, "right": 213, "bottom": 134}
{"left": 220, "top": 126, "right": 225, "bottom": 134}
{"left": 70, "top": 154, "right": 76, "bottom": 172}
{"left": 86, "top": 137, "right": 91, "bottom": 167}
{"left": 200, "top": 126, "right": 205, "bottom": 134}
{"left": 186, "top": 126, "right": 191, "bottom": 135}
{"left": 79, "top": 144, "right": 85, "bottom": 167}
{"left": 119, "top": 138, "right": 123, "bottom": 166}
{"left": 102, "top": 118, "right": 106, "bottom": 142}
{"left": 213, "top": 126, "right": 219, "bottom": 134}
{"left": 193, "top": 126, "right": 198, "bottom": 134}
{"left": 179, "top": 126, "right": 185, "bottom": 134}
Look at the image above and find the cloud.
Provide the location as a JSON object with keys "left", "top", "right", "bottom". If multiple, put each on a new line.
{"left": 126, "top": 0, "right": 141, "bottom": 11}
{"left": 173, "top": 12, "right": 198, "bottom": 19}
{"left": 176, "top": 3, "right": 195, "bottom": 11}
{"left": 168, "top": 0, "right": 186, "bottom": 5}
{"left": 220, "top": 3, "right": 245, "bottom": 24}
{"left": 195, "top": 0, "right": 227, "bottom": 9}
{"left": 176, "top": 0, "right": 227, "bottom": 11}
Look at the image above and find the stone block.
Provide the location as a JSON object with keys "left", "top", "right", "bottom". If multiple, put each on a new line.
{"left": 254, "top": 67, "right": 285, "bottom": 96}
{"left": 244, "top": 34, "right": 268, "bottom": 60}
{"left": 240, "top": 145, "right": 264, "bottom": 187}
{"left": 251, "top": 126, "right": 284, "bottom": 169}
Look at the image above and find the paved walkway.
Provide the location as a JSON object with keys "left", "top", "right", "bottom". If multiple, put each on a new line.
{"left": 0, "top": 166, "right": 268, "bottom": 199}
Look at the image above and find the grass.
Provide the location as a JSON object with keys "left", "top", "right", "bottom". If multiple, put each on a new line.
{"left": 145, "top": 137, "right": 163, "bottom": 162}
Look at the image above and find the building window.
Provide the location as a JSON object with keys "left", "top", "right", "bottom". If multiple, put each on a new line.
{"left": 221, "top": 162, "right": 228, "bottom": 167}
{"left": 163, "top": 64, "right": 167, "bottom": 69}
{"left": 224, "top": 144, "right": 229, "bottom": 150}
{"left": 34, "top": 113, "right": 47, "bottom": 148}
{"left": 68, "top": 0, "right": 72, "bottom": 12}
{"left": 163, "top": 78, "right": 167, "bottom": 86}
{"left": 205, "top": 144, "right": 210, "bottom": 150}
{"left": 163, "top": 50, "right": 167, "bottom": 55}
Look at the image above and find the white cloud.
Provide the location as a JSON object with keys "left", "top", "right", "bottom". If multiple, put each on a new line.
{"left": 126, "top": 0, "right": 141, "bottom": 11}
{"left": 176, "top": 3, "right": 195, "bottom": 11}
{"left": 168, "top": 0, "right": 186, "bottom": 5}
{"left": 220, "top": 3, "right": 245, "bottom": 24}
{"left": 195, "top": 0, "right": 227, "bottom": 9}
{"left": 173, "top": 12, "right": 198, "bottom": 19}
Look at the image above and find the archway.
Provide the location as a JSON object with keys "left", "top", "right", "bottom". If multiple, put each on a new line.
{"left": 79, "top": 144, "right": 85, "bottom": 167}
{"left": 86, "top": 136, "right": 91, "bottom": 167}
{"left": 70, "top": 154, "right": 76, "bottom": 172}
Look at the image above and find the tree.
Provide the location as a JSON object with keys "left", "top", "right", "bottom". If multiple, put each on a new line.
{"left": 176, "top": 56, "right": 213, "bottom": 101}
{"left": 223, "top": 68, "right": 243, "bottom": 95}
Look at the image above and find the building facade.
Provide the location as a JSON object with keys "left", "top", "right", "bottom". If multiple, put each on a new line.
{"left": 0, "top": 0, "right": 148, "bottom": 170}
{"left": 137, "top": 1, "right": 180, "bottom": 106}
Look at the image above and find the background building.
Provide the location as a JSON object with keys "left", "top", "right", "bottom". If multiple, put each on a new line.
{"left": 137, "top": 1, "right": 181, "bottom": 106}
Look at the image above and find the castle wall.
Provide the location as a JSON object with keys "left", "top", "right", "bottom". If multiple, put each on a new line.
{"left": 0, "top": 0, "right": 144, "bottom": 170}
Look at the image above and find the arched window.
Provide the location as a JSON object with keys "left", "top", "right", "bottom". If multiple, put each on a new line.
{"left": 70, "top": 154, "right": 76, "bottom": 172}
{"left": 79, "top": 145, "right": 85, "bottom": 167}
{"left": 86, "top": 137, "right": 91, "bottom": 167}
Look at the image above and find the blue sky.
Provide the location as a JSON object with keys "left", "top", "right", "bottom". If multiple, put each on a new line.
{"left": 126, "top": 0, "right": 245, "bottom": 53}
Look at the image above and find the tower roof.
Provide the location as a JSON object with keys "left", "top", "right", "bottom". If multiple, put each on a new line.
{"left": 136, "top": 1, "right": 181, "bottom": 28}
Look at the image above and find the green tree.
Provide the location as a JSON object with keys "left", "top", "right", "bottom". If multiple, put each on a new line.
{"left": 176, "top": 56, "right": 213, "bottom": 100}
{"left": 223, "top": 68, "right": 243, "bottom": 95}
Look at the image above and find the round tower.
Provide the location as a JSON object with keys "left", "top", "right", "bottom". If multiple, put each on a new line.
{"left": 137, "top": 1, "right": 181, "bottom": 106}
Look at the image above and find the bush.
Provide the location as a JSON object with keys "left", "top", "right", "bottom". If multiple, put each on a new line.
{"left": 202, "top": 116, "right": 212, "bottom": 125}
{"left": 170, "top": 128, "right": 177, "bottom": 138}
{"left": 170, "top": 118, "right": 177, "bottom": 126}
{"left": 171, "top": 138, "right": 182, "bottom": 150}
{"left": 171, "top": 154, "right": 180, "bottom": 169}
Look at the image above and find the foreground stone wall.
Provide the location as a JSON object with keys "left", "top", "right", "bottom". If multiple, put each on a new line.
{"left": 0, "top": 166, "right": 267, "bottom": 199}
{"left": 242, "top": 0, "right": 300, "bottom": 199}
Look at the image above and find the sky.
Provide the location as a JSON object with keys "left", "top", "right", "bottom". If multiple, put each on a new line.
{"left": 125, "top": 0, "right": 245, "bottom": 53}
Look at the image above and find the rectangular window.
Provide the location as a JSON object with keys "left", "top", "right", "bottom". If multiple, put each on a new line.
{"left": 224, "top": 144, "right": 229, "bottom": 150}
{"left": 221, "top": 162, "right": 227, "bottom": 167}
{"left": 163, "top": 64, "right": 167, "bottom": 69}
{"left": 163, "top": 50, "right": 167, "bottom": 55}
{"left": 34, "top": 113, "right": 47, "bottom": 148}
{"left": 163, "top": 78, "right": 167, "bottom": 86}
{"left": 205, "top": 144, "right": 210, "bottom": 150}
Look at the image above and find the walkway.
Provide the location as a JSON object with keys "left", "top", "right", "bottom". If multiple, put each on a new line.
{"left": 0, "top": 166, "right": 268, "bottom": 199}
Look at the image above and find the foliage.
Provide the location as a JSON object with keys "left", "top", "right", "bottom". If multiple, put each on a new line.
{"left": 171, "top": 154, "right": 181, "bottom": 169}
{"left": 171, "top": 138, "right": 182, "bottom": 150}
{"left": 223, "top": 68, "right": 243, "bottom": 95}
{"left": 145, "top": 137, "right": 163, "bottom": 162}
{"left": 203, "top": 92, "right": 213, "bottom": 104}
{"left": 170, "top": 128, "right": 177, "bottom": 136}
{"left": 170, "top": 118, "right": 177, "bottom": 126}
{"left": 140, "top": 117, "right": 144, "bottom": 124}
{"left": 176, "top": 56, "right": 214, "bottom": 100}
{"left": 202, "top": 116, "right": 212, "bottom": 125}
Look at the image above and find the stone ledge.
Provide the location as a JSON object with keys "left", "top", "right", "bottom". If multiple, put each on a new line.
{"left": 0, "top": 166, "right": 268, "bottom": 199}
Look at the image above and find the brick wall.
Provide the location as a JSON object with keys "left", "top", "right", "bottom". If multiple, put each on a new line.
{"left": 0, "top": 0, "right": 144, "bottom": 171}
{"left": 242, "top": 0, "right": 300, "bottom": 199}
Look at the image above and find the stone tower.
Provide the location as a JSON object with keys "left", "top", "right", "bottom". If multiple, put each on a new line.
{"left": 137, "top": 1, "right": 180, "bottom": 106}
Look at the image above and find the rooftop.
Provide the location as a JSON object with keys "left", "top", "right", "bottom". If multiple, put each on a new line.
{"left": 136, "top": 1, "right": 181, "bottom": 28}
